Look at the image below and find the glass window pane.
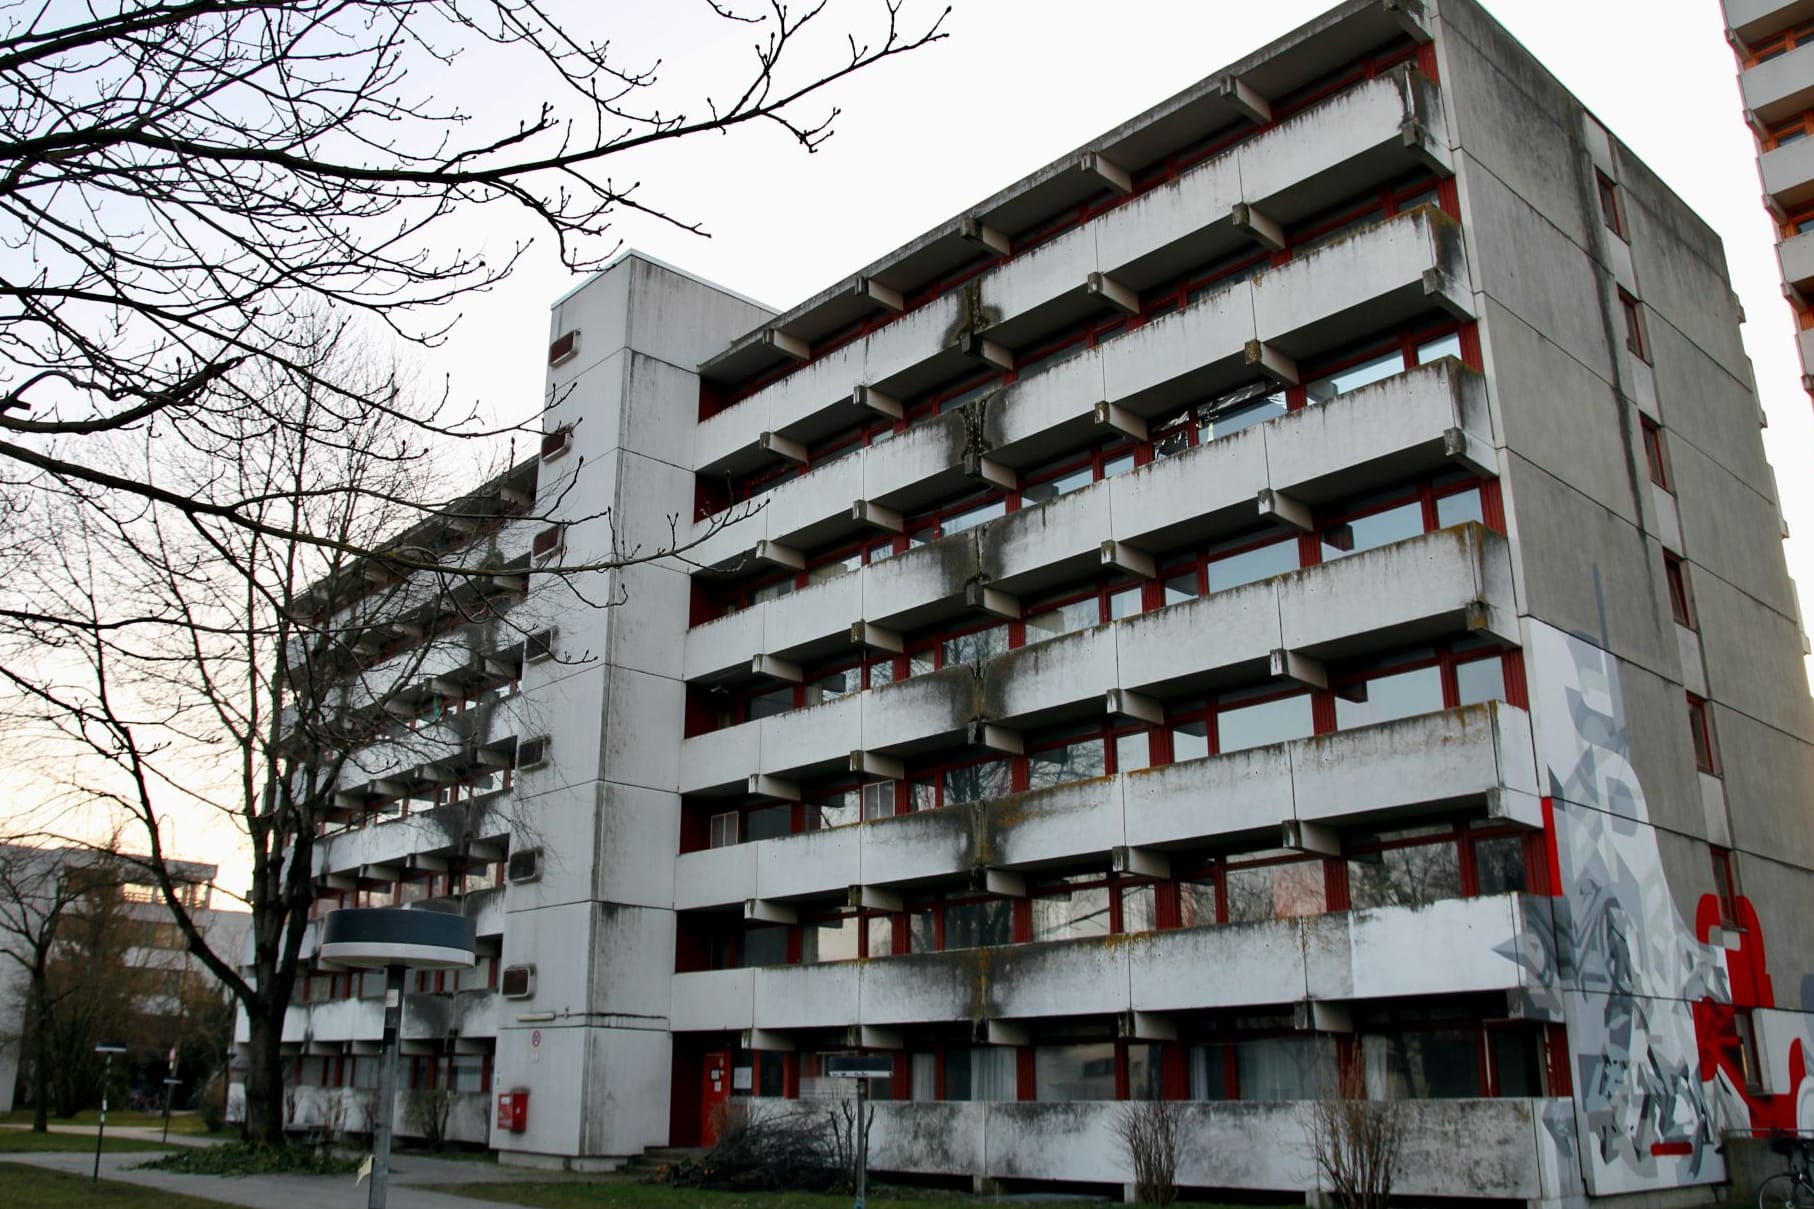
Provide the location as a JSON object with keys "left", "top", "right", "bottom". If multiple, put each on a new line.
{"left": 1202, "top": 393, "right": 1288, "bottom": 442}
{"left": 1307, "top": 350, "right": 1402, "bottom": 404}
{"left": 1474, "top": 835, "right": 1527, "bottom": 896}
{"left": 747, "top": 687, "right": 794, "bottom": 719}
{"left": 1190, "top": 1043, "right": 1228, "bottom": 1101}
{"left": 1103, "top": 453, "right": 1136, "bottom": 479}
{"left": 866, "top": 915, "right": 895, "bottom": 957}
{"left": 806, "top": 667, "right": 860, "bottom": 705}
{"left": 1236, "top": 1036, "right": 1337, "bottom": 1100}
{"left": 1372, "top": 1030, "right": 1483, "bottom": 1099}
{"left": 1172, "top": 720, "right": 1210, "bottom": 763}
{"left": 813, "top": 793, "right": 860, "bottom": 830}
{"left": 1321, "top": 500, "right": 1424, "bottom": 560}
{"left": 1218, "top": 695, "right": 1314, "bottom": 753}
{"left": 910, "top": 780, "right": 939, "bottom": 812}
{"left": 943, "top": 625, "right": 1008, "bottom": 666}
{"left": 1031, "top": 886, "right": 1111, "bottom": 942}
{"left": 944, "top": 899, "right": 1012, "bottom": 950}
{"left": 1022, "top": 465, "right": 1094, "bottom": 504}
{"left": 745, "top": 804, "right": 792, "bottom": 842}
{"left": 1028, "top": 738, "right": 1106, "bottom": 790}
{"left": 1108, "top": 585, "right": 1143, "bottom": 620}
{"left": 1178, "top": 879, "right": 1217, "bottom": 928}
{"left": 1436, "top": 488, "right": 1484, "bottom": 528}
{"left": 1415, "top": 332, "right": 1463, "bottom": 364}
{"left": 1335, "top": 665, "right": 1443, "bottom": 730}
{"left": 1120, "top": 883, "right": 1157, "bottom": 934}
{"left": 742, "top": 926, "right": 787, "bottom": 967}
{"left": 1347, "top": 840, "right": 1462, "bottom": 909}
{"left": 1035, "top": 1042, "right": 1117, "bottom": 1101}
{"left": 1025, "top": 597, "right": 1099, "bottom": 645}
{"left": 802, "top": 916, "right": 859, "bottom": 963}
{"left": 945, "top": 1047, "right": 1016, "bottom": 1102}
{"left": 908, "top": 650, "right": 936, "bottom": 678}
{"left": 909, "top": 907, "right": 937, "bottom": 953}
{"left": 1115, "top": 731, "right": 1151, "bottom": 774}
{"left": 1127, "top": 1043, "right": 1163, "bottom": 1100}
{"left": 1208, "top": 539, "right": 1298, "bottom": 593}
{"left": 1225, "top": 860, "right": 1324, "bottom": 923}
{"left": 868, "top": 658, "right": 896, "bottom": 688}
{"left": 944, "top": 759, "right": 1011, "bottom": 805}
{"left": 1164, "top": 570, "right": 1200, "bottom": 605}
{"left": 942, "top": 499, "right": 1006, "bottom": 536}
{"left": 1490, "top": 1029, "right": 1543, "bottom": 1097}
{"left": 1455, "top": 657, "right": 1505, "bottom": 707}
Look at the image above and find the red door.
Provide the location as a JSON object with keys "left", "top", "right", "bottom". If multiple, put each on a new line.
{"left": 700, "top": 1050, "right": 731, "bottom": 1146}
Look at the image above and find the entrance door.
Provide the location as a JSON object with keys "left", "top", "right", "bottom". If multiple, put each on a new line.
{"left": 700, "top": 1050, "right": 732, "bottom": 1146}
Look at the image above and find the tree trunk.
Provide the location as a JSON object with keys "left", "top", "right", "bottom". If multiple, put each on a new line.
{"left": 28, "top": 972, "right": 49, "bottom": 1131}
{"left": 243, "top": 1007, "right": 287, "bottom": 1146}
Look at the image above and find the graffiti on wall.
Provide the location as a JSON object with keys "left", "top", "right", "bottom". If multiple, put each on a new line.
{"left": 1525, "top": 620, "right": 1812, "bottom": 1195}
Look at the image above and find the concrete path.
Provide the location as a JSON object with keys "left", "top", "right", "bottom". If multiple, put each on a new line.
{"left": 0, "top": 1142, "right": 593, "bottom": 1209}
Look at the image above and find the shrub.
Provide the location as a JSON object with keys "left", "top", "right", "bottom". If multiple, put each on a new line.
{"left": 1115, "top": 1098, "right": 1183, "bottom": 1205}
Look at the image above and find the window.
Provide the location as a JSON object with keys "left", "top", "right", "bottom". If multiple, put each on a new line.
{"left": 1035, "top": 1042, "right": 1118, "bottom": 1101}
{"left": 1618, "top": 290, "right": 1648, "bottom": 361}
{"left": 1765, "top": 111, "right": 1814, "bottom": 149}
{"left": 1191, "top": 1034, "right": 1337, "bottom": 1101}
{"left": 708, "top": 811, "right": 739, "bottom": 849}
{"left": 1641, "top": 417, "right": 1670, "bottom": 489}
{"left": 1664, "top": 555, "right": 1694, "bottom": 627}
{"left": 1595, "top": 171, "right": 1625, "bottom": 240}
{"left": 941, "top": 1047, "right": 1018, "bottom": 1101}
{"left": 1711, "top": 846, "right": 1742, "bottom": 929}
{"left": 1687, "top": 694, "right": 1720, "bottom": 774}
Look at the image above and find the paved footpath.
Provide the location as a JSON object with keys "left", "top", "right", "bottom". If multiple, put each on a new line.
{"left": 0, "top": 1131, "right": 600, "bottom": 1209}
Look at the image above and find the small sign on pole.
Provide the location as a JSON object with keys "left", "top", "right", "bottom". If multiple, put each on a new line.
{"left": 821, "top": 1056, "right": 888, "bottom": 1209}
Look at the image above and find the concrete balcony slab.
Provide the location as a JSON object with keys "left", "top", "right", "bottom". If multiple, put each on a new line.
{"left": 1763, "top": 136, "right": 1814, "bottom": 212}
{"left": 670, "top": 969, "right": 754, "bottom": 1032}
{"left": 1255, "top": 207, "right": 1472, "bottom": 359}
{"left": 982, "top": 481, "right": 1112, "bottom": 593}
{"left": 673, "top": 844, "right": 756, "bottom": 912}
{"left": 755, "top": 961, "right": 860, "bottom": 1030}
{"left": 1780, "top": 228, "right": 1814, "bottom": 295}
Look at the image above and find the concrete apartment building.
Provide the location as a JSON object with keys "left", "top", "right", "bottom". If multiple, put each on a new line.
{"left": 1725, "top": 0, "right": 1814, "bottom": 395}
{"left": 275, "top": 0, "right": 1814, "bottom": 1202}
{"left": 0, "top": 846, "right": 248, "bottom": 1113}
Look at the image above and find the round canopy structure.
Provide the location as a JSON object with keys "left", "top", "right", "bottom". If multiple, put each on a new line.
{"left": 319, "top": 907, "right": 476, "bottom": 970}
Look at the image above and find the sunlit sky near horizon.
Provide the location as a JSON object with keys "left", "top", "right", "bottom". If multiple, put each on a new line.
{"left": 11, "top": 0, "right": 1809, "bottom": 894}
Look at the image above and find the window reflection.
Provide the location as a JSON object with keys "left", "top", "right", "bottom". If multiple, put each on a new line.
{"left": 1306, "top": 350, "right": 1402, "bottom": 404}
{"left": 1334, "top": 665, "right": 1443, "bottom": 729}
{"left": 1218, "top": 695, "right": 1314, "bottom": 753}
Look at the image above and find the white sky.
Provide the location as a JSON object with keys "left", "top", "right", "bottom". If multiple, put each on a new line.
{"left": 19, "top": 0, "right": 1805, "bottom": 889}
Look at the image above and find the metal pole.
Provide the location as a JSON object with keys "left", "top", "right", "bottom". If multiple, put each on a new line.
{"left": 853, "top": 1076, "right": 867, "bottom": 1209}
{"left": 92, "top": 1051, "right": 112, "bottom": 1182}
{"left": 369, "top": 963, "right": 405, "bottom": 1209}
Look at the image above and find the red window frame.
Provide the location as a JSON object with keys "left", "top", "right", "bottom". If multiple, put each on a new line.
{"left": 1640, "top": 417, "right": 1670, "bottom": 489}
{"left": 1764, "top": 110, "right": 1814, "bottom": 149}
{"left": 1744, "top": 22, "right": 1814, "bottom": 65}
{"left": 1686, "top": 694, "right": 1720, "bottom": 774}
{"left": 1664, "top": 554, "right": 1695, "bottom": 627}
{"left": 1595, "top": 171, "right": 1625, "bottom": 240}
{"left": 1618, "top": 290, "right": 1648, "bottom": 361}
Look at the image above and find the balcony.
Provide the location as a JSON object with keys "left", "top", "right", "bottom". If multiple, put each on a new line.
{"left": 1742, "top": 38, "right": 1814, "bottom": 125}
{"left": 1762, "top": 136, "right": 1814, "bottom": 211}
{"left": 1780, "top": 229, "right": 1814, "bottom": 296}
{"left": 1725, "top": 0, "right": 1814, "bottom": 46}
{"left": 1253, "top": 207, "right": 1471, "bottom": 359}
{"left": 671, "top": 892, "right": 1546, "bottom": 1037}
{"left": 863, "top": 1097, "right": 1559, "bottom": 1198}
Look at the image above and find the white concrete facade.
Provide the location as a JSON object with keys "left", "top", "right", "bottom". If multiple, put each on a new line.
{"left": 277, "top": 0, "right": 1814, "bottom": 1202}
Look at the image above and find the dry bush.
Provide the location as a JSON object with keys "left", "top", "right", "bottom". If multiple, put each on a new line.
{"left": 662, "top": 1100, "right": 844, "bottom": 1193}
{"left": 1303, "top": 1065, "right": 1402, "bottom": 1209}
{"left": 1115, "top": 1098, "right": 1183, "bottom": 1205}
{"left": 404, "top": 1086, "right": 453, "bottom": 1151}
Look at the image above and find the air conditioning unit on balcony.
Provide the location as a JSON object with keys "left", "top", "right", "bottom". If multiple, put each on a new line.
{"left": 500, "top": 964, "right": 536, "bottom": 998}
{"left": 547, "top": 330, "right": 580, "bottom": 368}
{"left": 515, "top": 736, "right": 549, "bottom": 771}
{"left": 531, "top": 525, "right": 565, "bottom": 561}
{"left": 523, "top": 627, "right": 556, "bottom": 664}
{"left": 505, "top": 848, "right": 542, "bottom": 884}
{"left": 541, "top": 424, "right": 573, "bottom": 460}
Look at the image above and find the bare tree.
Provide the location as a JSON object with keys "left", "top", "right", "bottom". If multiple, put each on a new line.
{"left": 0, "top": 842, "right": 133, "bottom": 1129}
{"left": 1302, "top": 1063, "right": 1403, "bottom": 1209}
{"left": 1115, "top": 1098, "right": 1183, "bottom": 1206}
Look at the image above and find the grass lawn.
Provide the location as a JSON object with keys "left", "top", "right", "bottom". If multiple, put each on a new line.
{"left": 0, "top": 1109, "right": 214, "bottom": 1135}
{"left": 0, "top": 1161, "right": 237, "bottom": 1208}
{"left": 444, "top": 1183, "right": 1106, "bottom": 1209}
{"left": 0, "top": 1129, "right": 176, "bottom": 1154}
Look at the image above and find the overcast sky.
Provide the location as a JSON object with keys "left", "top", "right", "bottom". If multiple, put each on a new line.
{"left": 50, "top": 0, "right": 1804, "bottom": 888}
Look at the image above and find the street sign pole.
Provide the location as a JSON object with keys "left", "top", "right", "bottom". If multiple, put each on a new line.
{"left": 853, "top": 1076, "right": 868, "bottom": 1209}
{"left": 93, "top": 1043, "right": 128, "bottom": 1181}
{"left": 821, "top": 1054, "right": 890, "bottom": 1209}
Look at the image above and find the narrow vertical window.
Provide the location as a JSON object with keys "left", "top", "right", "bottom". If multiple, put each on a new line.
{"left": 1596, "top": 172, "right": 1625, "bottom": 240}
{"left": 1618, "top": 290, "right": 1648, "bottom": 361}
{"left": 1686, "top": 694, "right": 1719, "bottom": 774}
{"left": 1640, "top": 417, "right": 1670, "bottom": 489}
{"left": 1664, "top": 555, "right": 1694, "bottom": 627}
{"left": 1710, "top": 846, "right": 1741, "bottom": 928}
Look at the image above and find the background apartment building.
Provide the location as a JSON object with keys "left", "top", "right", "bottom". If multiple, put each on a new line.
{"left": 278, "top": 0, "right": 1814, "bottom": 1201}
{"left": 1725, "top": 0, "right": 1814, "bottom": 396}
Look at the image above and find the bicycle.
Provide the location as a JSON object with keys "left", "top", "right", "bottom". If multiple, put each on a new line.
{"left": 1758, "top": 1137, "right": 1814, "bottom": 1209}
